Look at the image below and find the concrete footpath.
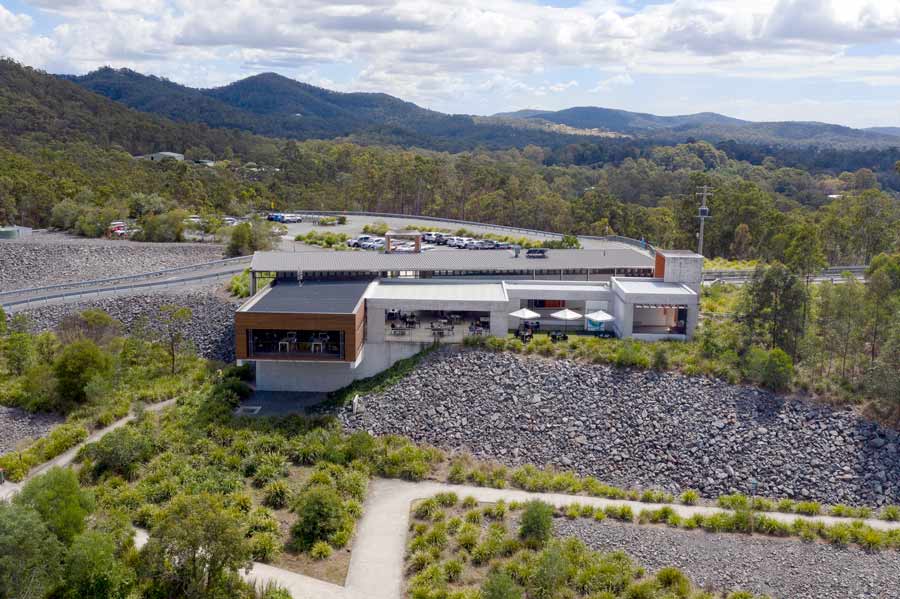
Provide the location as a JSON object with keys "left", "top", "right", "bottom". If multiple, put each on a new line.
{"left": 7, "top": 414, "right": 900, "bottom": 598}
{"left": 0, "top": 399, "right": 176, "bottom": 502}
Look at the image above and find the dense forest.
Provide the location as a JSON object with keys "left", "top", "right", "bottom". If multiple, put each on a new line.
{"left": 1, "top": 60, "right": 899, "bottom": 265}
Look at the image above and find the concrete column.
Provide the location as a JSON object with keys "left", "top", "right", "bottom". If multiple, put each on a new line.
{"left": 685, "top": 303, "right": 699, "bottom": 339}
{"left": 367, "top": 307, "right": 386, "bottom": 343}
{"left": 250, "top": 272, "right": 257, "bottom": 296}
{"left": 489, "top": 310, "right": 508, "bottom": 337}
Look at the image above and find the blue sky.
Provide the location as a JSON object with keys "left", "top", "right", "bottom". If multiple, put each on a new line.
{"left": 2, "top": 0, "right": 900, "bottom": 127}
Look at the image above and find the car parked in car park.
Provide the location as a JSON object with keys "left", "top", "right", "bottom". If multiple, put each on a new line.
{"left": 475, "top": 239, "right": 496, "bottom": 249}
{"left": 347, "top": 234, "right": 375, "bottom": 248}
{"left": 281, "top": 213, "right": 303, "bottom": 223}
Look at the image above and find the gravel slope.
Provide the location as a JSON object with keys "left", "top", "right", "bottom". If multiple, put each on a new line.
{"left": 555, "top": 518, "right": 899, "bottom": 599}
{"left": 341, "top": 350, "right": 900, "bottom": 506}
{"left": 20, "top": 287, "right": 239, "bottom": 362}
{"left": 0, "top": 406, "right": 63, "bottom": 456}
{"left": 0, "top": 232, "right": 224, "bottom": 291}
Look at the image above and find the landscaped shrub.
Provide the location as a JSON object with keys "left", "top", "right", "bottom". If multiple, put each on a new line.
{"left": 680, "top": 490, "right": 700, "bottom": 505}
{"left": 881, "top": 505, "right": 900, "bottom": 521}
{"left": 519, "top": 501, "right": 554, "bottom": 548}
{"left": 249, "top": 531, "right": 282, "bottom": 562}
{"left": 482, "top": 570, "right": 523, "bottom": 599}
{"left": 613, "top": 340, "right": 650, "bottom": 369}
{"left": 794, "top": 501, "right": 822, "bottom": 516}
{"left": 290, "top": 486, "right": 346, "bottom": 551}
{"left": 78, "top": 425, "right": 155, "bottom": 481}
{"left": 309, "top": 540, "right": 333, "bottom": 560}
{"left": 262, "top": 480, "right": 290, "bottom": 509}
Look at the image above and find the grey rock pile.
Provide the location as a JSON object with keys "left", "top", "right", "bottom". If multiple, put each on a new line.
{"left": 0, "top": 233, "right": 224, "bottom": 291}
{"left": 0, "top": 406, "right": 63, "bottom": 456}
{"left": 20, "top": 288, "right": 239, "bottom": 362}
{"left": 341, "top": 350, "right": 900, "bottom": 506}
{"left": 556, "top": 518, "right": 899, "bottom": 599}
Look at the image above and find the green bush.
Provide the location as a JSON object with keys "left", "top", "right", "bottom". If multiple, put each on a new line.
{"left": 795, "top": 501, "right": 822, "bottom": 516}
{"left": 14, "top": 467, "right": 94, "bottom": 545}
{"left": 881, "top": 505, "right": 900, "bottom": 521}
{"left": 444, "top": 558, "right": 463, "bottom": 582}
{"left": 519, "top": 501, "right": 554, "bottom": 547}
{"left": 613, "top": 340, "right": 650, "bottom": 369}
{"left": 652, "top": 346, "right": 670, "bottom": 370}
{"left": 53, "top": 339, "right": 113, "bottom": 408}
{"left": 309, "top": 540, "right": 333, "bottom": 560}
{"left": 680, "top": 490, "right": 700, "bottom": 505}
{"left": 78, "top": 426, "right": 154, "bottom": 481}
{"left": 481, "top": 570, "right": 523, "bottom": 599}
{"left": 263, "top": 480, "right": 291, "bottom": 509}
{"left": 249, "top": 532, "right": 282, "bottom": 562}
{"left": 290, "top": 486, "right": 346, "bottom": 551}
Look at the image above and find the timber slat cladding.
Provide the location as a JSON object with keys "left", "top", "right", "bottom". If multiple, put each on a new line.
{"left": 235, "top": 308, "right": 364, "bottom": 362}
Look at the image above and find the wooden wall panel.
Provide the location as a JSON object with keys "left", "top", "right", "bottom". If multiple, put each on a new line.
{"left": 235, "top": 309, "right": 364, "bottom": 362}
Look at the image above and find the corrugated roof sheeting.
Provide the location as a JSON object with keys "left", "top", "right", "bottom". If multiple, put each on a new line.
{"left": 250, "top": 248, "right": 654, "bottom": 273}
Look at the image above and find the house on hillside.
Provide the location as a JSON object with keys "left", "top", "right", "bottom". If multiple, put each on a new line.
{"left": 135, "top": 151, "right": 185, "bottom": 162}
{"left": 234, "top": 242, "right": 704, "bottom": 392}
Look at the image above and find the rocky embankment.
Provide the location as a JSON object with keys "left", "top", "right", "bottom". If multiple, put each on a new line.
{"left": 0, "top": 232, "right": 224, "bottom": 291}
{"left": 341, "top": 350, "right": 900, "bottom": 506}
{"left": 0, "top": 406, "right": 63, "bottom": 456}
{"left": 20, "top": 288, "right": 239, "bottom": 362}
{"left": 556, "top": 518, "right": 899, "bottom": 599}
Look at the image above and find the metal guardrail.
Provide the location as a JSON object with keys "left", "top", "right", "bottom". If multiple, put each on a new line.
{"left": 2, "top": 268, "right": 243, "bottom": 312}
{"left": 0, "top": 256, "right": 251, "bottom": 299}
{"left": 285, "top": 210, "right": 656, "bottom": 256}
{"left": 703, "top": 265, "right": 867, "bottom": 281}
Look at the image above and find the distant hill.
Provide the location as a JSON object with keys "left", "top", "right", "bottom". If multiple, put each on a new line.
{"left": 0, "top": 59, "right": 270, "bottom": 158}
{"left": 865, "top": 126, "right": 900, "bottom": 138}
{"left": 62, "top": 68, "right": 604, "bottom": 152}
{"left": 498, "top": 106, "right": 900, "bottom": 150}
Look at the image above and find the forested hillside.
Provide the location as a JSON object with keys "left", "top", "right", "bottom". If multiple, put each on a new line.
{"left": 63, "top": 68, "right": 601, "bottom": 152}
{"left": 501, "top": 106, "right": 900, "bottom": 150}
{"left": 1, "top": 60, "right": 898, "bottom": 266}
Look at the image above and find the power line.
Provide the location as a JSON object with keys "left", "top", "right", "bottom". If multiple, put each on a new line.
{"left": 695, "top": 185, "right": 713, "bottom": 256}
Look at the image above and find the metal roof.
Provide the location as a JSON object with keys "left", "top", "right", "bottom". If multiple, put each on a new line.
{"left": 240, "top": 280, "right": 371, "bottom": 314}
{"left": 368, "top": 281, "right": 508, "bottom": 302}
{"left": 251, "top": 248, "right": 654, "bottom": 273}
{"left": 614, "top": 279, "right": 695, "bottom": 295}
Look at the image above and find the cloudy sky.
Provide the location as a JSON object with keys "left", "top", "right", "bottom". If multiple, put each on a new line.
{"left": 2, "top": 0, "right": 900, "bottom": 127}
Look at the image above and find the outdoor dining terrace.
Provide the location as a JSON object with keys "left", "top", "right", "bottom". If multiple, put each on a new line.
{"left": 384, "top": 309, "right": 490, "bottom": 343}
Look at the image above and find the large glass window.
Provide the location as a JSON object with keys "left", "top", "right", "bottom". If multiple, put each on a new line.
{"left": 248, "top": 329, "right": 345, "bottom": 360}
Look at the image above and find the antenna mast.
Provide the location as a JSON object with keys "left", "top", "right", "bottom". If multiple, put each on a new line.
{"left": 695, "top": 185, "right": 713, "bottom": 256}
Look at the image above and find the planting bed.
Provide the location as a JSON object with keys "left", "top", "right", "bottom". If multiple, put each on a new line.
{"left": 556, "top": 517, "right": 900, "bottom": 599}
{"left": 341, "top": 350, "right": 900, "bottom": 506}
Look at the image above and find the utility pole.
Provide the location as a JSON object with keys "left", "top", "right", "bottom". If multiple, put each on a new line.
{"left": 695, "top": 185, "right": 713, "bottom": 256}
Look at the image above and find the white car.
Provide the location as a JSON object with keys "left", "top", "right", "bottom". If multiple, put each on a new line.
{"left": 282, "top": 214, "right": 303, "bottom": 223}
{"left": 464, "top": 239, "right": 480, "bottom": 249}
{"left": 347, "top": 235, "right": 375, "bottom": 248}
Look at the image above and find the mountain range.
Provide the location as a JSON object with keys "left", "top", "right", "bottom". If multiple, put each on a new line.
{"left": 63, "top": 68, "right": 900, "bottom": 151}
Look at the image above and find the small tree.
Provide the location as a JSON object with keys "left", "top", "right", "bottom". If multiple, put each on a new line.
{"left": 290, "top": 486, "right": 346, "bottom": 551}
{"left": 519, "top": 500, "right": 554, "bottom": 548}
{"left": 0, "top": 503, "right": 64, "bottom": 599}
{"left": 158, "top": 305, "right": 192, "bottom": 374}
{"left": 62, "top": 530, "right": 134, "bottom": 599}
{"left": 14, "top": 466, "right": 95, "bottom": 544}
{"left": 481, "top": 570, "right": 523, "bottom": 599}
{"left": 3, "top": 331, "right": 33, "bottom": 375}
{"left": 141, "top": 493, "right": 249, "bottom": 597}
{"left": 762, "top": 348, "right": 793, "bottom": 391}
{"left": 53, "top": 339, "right": 112, "bottom": 407}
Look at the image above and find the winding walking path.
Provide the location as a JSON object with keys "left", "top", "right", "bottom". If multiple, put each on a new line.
{"left": 203, "top": 478, "right": 900, "bottom": 599}
{"left": 0, "top": 399, "right": 176, "bottom": 501}
{"left": 6, "top": 413, "right": 899, "bottom": 598}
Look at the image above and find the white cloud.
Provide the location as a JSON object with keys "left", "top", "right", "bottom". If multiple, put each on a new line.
{"left": 591, "top": 72, "right": 634, "bottom": 91}
{"left": 3, "top": 0, "right": 900, "bottom": 121}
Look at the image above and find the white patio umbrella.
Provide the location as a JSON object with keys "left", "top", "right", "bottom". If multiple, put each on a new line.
{"left": 550, "top": 308, "right": 582, "bottom": 332}
{"left": 509, "top": 308, "right": 540, "bottom": 320}
{"left": 585, "top": 309, "right": 614, "bottom": 323}
{"left": 509, "top": 307, "right": 541, "bottom": 334}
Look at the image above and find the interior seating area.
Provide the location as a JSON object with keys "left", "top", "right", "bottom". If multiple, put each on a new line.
{"left": 248, "top": 329, "right": 345, "bottom": 360}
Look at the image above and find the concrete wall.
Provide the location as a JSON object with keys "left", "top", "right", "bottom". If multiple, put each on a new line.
{"left": 661, "top": 254, "right": 704, "bottom": 293}
{"left": 255, "top": 341, "right": 427, "bottom": 392}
